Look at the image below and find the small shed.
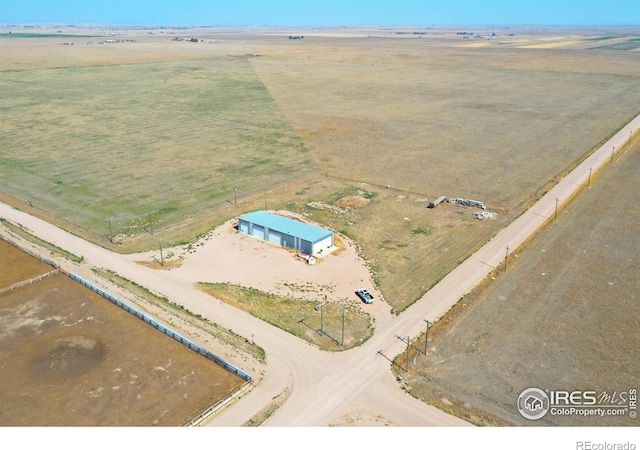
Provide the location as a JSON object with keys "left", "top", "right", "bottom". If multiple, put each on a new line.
{"left": 238, "top": 211, "right": 334, "bottom": 256}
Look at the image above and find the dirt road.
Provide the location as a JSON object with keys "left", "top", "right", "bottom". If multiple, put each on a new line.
{"left": 1, "top": 115, "right": 637, "bottom": 426}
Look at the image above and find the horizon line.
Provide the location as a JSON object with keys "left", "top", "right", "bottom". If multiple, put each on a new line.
{"left": 3, "top": 22, "right": 640, "bottom": 28}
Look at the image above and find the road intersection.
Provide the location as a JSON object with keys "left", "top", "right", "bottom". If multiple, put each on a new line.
{"left": 1, "top": 115, "right": 637, "bottom": 426}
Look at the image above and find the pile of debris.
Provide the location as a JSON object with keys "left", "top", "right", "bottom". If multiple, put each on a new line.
{"left": 448, "top": 198, "right": 486, "bottom": 210}
{"left": 474, "top": 211, "right": 497, "bottom": 220}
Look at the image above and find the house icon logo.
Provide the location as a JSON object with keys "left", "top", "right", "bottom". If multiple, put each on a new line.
{"left": 525, "top": 395, "right": 543, "bottom": 411}
{"left": 517, "top": 388, "right": 550, "bottom": 420}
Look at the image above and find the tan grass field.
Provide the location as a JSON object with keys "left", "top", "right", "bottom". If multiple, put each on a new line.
{"left": 1, "top": 26, "right": 639, "bottom": 312}
{"left": 518, "top": 40, "right": 585, "bottom": 48}
{"left": 399, "top": 138, "right": 640, "bottom": 426}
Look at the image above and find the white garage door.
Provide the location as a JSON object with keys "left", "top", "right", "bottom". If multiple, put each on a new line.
{"left": 268, "top": 230, "right": 283, "bottom": 246}
{"left": 252, "top": 225, "right": 265, "bottom": 239}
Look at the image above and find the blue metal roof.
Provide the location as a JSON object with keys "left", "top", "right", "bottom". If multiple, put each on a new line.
{"left": 240, "top": 211, "right": 333, "bottom": 243}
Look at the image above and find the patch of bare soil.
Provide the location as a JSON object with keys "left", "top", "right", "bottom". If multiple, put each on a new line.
{"left": 335, "top": 195, "right": 370, "bottom": 209}
{"left": 31, "top": 335, "right": 106, "bottom": 379}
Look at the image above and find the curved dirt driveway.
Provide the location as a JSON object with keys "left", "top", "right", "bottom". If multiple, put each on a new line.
{"left": 1, "top": 115, "right": 637, "bottom": 426}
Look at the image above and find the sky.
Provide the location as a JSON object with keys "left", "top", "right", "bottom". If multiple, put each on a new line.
{"left": 1, "top": 1, "right": 639, "bottom": 27}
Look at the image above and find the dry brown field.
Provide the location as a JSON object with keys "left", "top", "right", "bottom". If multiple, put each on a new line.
{"left": 0, "top": 238, "right": 53, "bottom": 287}
{"left": 1, "top": 26, "right": 639, "bottom": 313}
{"left": 0, "top": 240, "right": 247, "bottom": 426}
{"left": 399, "top": 138, "right": 640, "bottom": 426}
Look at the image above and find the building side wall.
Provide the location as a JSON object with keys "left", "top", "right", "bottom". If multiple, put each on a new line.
{"left": 239, "top": 217, "right": 330, "bottom": 256}
{"left": 312, "top": 235, "right": 333, "bottom": 255}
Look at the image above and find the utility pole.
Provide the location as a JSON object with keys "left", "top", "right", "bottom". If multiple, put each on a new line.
{"left": 159, "top": 239, "right": 164, "bottom": 266}
{"left": 588, "top": 168, "right": 592, "bottom": 187}
{"left": 315, "top": 296, "right": 327, "bottom": 337}
{"left": 234, "top": 186, "right": 238, "bottom": 207}
{"left": 424, "top": 320, "right": 432, "bottom": 355}
{"left": 341, "top": 309, "right": 346, "bottom": 347}
{"left": 406, "top": 336, "right": 410, "bottom": 372}
{"left": 108, "top": 218, "right": 113, "bottom": 243}
{"left": 611, "top": 145, "right": 615, "bottom": 164}
{"left": 504, "top": 245, "right": 509, "bottom": 273}
{"left": 554, "top": 198, "right": 559, "bottom": 221}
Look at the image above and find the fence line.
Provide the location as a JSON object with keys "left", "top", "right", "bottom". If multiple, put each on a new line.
{"left": 0, "top": 235, "right": 59, "bottom": 270}
{"left": 67, "top": 272, "right": 253, "bottom": 384}
{"left": 185, "top": 380, "right": 254, "bottom": 427}
{"left": 0, "top": 269, "right": 60, "bottom": 295}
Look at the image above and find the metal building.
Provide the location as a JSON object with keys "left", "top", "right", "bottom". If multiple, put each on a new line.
{"left": 238, "top": 211, "right": 334, "bottom": 256}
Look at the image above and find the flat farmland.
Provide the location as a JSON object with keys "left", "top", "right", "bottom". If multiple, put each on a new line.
{"left": 0, "top": 240, "right": 247, "bottom": 426}
{"left": 1, "top": 28, "right": 640, "bottom": 312}
{"left": 0, "top": 40, "right": 315, "bottom": 249}
{"left": 246, "top": 32, "right": 640, "bottom": 211}
{"left": 401, "top": 139, "right": 640, "bottom": 426}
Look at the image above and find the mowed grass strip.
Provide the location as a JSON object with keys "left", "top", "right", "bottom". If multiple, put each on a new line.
{"left": 197, "top": 282, "right": 373, "bottom": 351}
{"left": 0, "top": 57, "right": 316, "bottom": 248}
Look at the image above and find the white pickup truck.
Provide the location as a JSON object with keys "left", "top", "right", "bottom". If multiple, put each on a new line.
{"left": 355, "top": 288, "right": 374, "bottom": 304}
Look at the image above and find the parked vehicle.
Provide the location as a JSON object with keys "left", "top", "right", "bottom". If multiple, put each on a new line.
{"left": 356, "top": 288, "right": 374, "bottom": 304}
